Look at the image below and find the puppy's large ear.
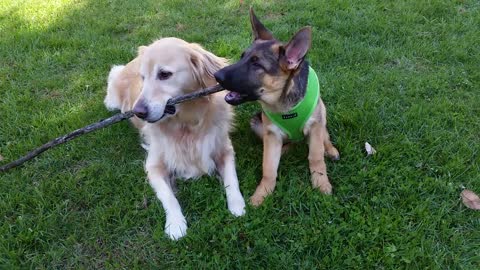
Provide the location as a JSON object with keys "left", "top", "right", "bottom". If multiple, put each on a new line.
{"left": 188, "top": 43, "right": 229, "bottom": 88}
{"left": 250, "top": 7, "right": 274, "bottom": 40}
{"left": 279, "top": 27, "right": 312, "bottom": 70}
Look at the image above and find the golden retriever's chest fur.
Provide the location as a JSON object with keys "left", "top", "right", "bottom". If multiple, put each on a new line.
{"left": 142, "top": 98, "right": 232, "bottom": 179}
{"left": 144, "top": 124, "right": 217, "bottom": 179}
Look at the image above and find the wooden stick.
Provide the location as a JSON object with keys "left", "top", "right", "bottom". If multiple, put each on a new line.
{"left": 0, "top": 84, "right": 224, "bottom": 173}
{"left": 166, "top": 84, "right": 224, "bottom": 105}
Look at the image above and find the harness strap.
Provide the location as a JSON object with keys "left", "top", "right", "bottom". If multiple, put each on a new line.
{"left": 263, "top": 66, "right": 320, "bottom": 141}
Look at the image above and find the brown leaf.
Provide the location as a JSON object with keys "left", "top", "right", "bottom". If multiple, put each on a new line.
{"left": 461, "top": 189, "right": 480, "bottom": 210}
{"left": 0, "top": 154, "right": 3, "bottom": 161}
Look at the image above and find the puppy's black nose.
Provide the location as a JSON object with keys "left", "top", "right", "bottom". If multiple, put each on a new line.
{"left": 214, "top": 70, "right": 226, "bottom": 84}
{"left": 133, "top": 101, "right": 148, "bottom": 119}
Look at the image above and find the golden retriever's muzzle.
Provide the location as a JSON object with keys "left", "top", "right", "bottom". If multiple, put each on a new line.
{"left": 133, "top": 98, "right": 176, "bottom": 123}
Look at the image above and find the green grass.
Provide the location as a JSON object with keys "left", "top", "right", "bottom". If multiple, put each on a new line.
{"left": 1, "top": 0, "right": 479, "bottom": 268}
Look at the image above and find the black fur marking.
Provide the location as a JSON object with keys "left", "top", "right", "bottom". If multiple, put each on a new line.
{"left": 281, "top": 60, "right": 309, "bottom": 109}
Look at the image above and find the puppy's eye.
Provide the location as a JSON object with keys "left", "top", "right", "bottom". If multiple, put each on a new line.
{"left": 250, "top": 56, "right": 263, "bottom": 69}
{"left": 157, "top": 71, "right": 172, "bottom": 80}
{"left": 140, "top": 75, "right": 145, "bottom": 80}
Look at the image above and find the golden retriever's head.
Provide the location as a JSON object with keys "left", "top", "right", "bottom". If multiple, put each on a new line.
{"left": 133, "top": 37, "right": 228, "bottom": 123}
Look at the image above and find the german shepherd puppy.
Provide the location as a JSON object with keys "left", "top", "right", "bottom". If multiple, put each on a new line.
{"left": 214, "top": 9, "right": 339, "bottom": 206}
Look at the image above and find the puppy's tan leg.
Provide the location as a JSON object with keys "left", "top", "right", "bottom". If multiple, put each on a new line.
{"left": 250, "top": 112, "right": 291, "bottom": 155}
{"left": 323, "top": 127, "right": 340, "bottom": 160}
{"left": 318, "top": 101, "right": 339, "bottom": 160}
{"left": 250, "top": 112, "right": 264, "bottom": 139}
{"left": 250, "top": 118, "right": 283, "bottom": 206}
{"left": 308, "top": 122, "right": 333, "bottom": 194}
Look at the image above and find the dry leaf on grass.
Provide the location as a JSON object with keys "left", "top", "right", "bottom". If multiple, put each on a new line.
{"left": 461, "top": 189, "right": 480, "bottom": 210}
{"left": 0, "top": 154, "right": 3, "bottom": 161}
{"left": 365, "top": 142, "right": 376, "bottom": 156}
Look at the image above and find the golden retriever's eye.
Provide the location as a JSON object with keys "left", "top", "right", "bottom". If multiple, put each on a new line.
{"left": 157, "top": 71, "right": 172, "bottom": 80}
{"left": 140, "top": 75, "right": 145, "bottom": 80}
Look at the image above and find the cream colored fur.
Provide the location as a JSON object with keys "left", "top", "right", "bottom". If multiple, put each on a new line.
{"left": 104, "top": 37, "right": 245, "bottom": 240}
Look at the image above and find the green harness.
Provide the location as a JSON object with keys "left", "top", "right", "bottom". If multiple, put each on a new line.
{"left": 263, "top": 66, "right": 320, "bottom": 141}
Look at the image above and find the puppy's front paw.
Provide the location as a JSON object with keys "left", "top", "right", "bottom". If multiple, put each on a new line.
{"left": 250, "top": 181, "right": 274, "bottom": 206}
{"left": 228, "top": 196, "right": 246, "bottom": 217}
{"left": 326, "top": 146, "right": 340, "bottom": 161}
{"left": 250, "top": 193, "right": 265, "bottom": 206}
{"left": 165, "top": 215, "right": 187, "bottom": 240}
{"left": 311, "top": 172, "right": 332, "bottom": 195}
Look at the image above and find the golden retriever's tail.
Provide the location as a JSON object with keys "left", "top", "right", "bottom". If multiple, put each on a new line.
{"left": 104, "top": 65, "right": 125, "bottom": 111}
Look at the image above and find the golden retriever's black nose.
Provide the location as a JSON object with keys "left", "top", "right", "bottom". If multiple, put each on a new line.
{"left": 133, "top": 101, "right": 148, "bottom": 119}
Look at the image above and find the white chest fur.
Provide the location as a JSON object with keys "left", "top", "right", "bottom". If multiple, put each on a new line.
{"left": 143, "top": 123, "right": 220, "bottom": 179}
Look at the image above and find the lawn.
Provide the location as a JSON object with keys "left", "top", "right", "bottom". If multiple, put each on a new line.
{"left": 1, "top": 0, "right": 479, "bottom": 268}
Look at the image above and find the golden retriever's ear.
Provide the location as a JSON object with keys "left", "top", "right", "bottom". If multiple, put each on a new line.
{"left": 188, "top": 43, "right": 229, "bottom": 88}
{"left": 138, "top": 45, "right": 147, "bottom": 56}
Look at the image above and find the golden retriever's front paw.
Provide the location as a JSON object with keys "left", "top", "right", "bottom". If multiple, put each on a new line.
{"left": 311, "top": 172, "right": 332, "bottom": 195}
{"left": 228, "top": 196, "right": 246, "bottom": 217}
{"left": 165, "top": 214, "right": 187, "bottom": 240}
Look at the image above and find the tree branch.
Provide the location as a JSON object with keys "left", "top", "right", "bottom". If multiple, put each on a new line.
{"left": 0, "top": 84, "right": 224, "bottom": 173}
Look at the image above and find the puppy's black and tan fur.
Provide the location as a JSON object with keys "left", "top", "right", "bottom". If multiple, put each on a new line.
{"left": 215, "top": 9, "right": 339, "bottom": 206}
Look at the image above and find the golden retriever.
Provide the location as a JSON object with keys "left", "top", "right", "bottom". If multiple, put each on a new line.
{"left": 104, "top": 37, "right": 246, "bottom": 240}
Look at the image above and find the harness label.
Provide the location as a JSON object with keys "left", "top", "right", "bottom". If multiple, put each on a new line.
{"left": 281, "top": 112, "right": 298, "bottom": 120}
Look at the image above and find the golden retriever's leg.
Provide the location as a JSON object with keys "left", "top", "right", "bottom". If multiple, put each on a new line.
{"left": 319, "top": 100, "right": 340, "bottom": 160}
{"left": 214, "top": 142, "right": 246, "bottom": 216}
{"left": 308, "top": 122, "right": 333, "bottom": 194}
{"left": 250, "top": 123, "right": 283, "bottom": 206}
{"left": 145, "top": 153, "right": 187, "bottom": 240}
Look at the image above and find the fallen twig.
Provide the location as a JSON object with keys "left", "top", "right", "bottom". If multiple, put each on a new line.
{"left": 0, "top": 84, "right": 224, "bottom": 173}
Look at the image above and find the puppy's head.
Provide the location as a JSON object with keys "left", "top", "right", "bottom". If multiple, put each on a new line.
{"left": 214, "top": 8, "right": 312, "bottom": 106}
{"left": 133, "top": 37, "right": 227, "bottom": 123}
